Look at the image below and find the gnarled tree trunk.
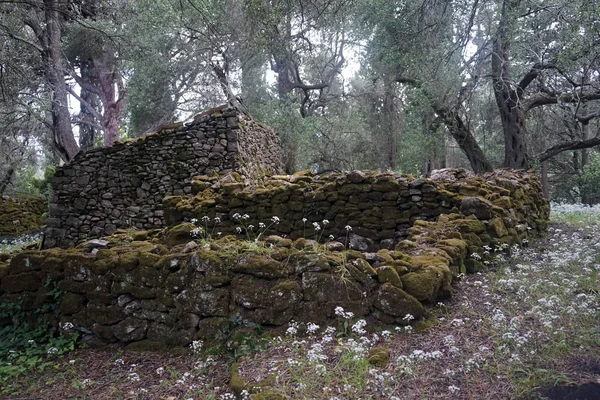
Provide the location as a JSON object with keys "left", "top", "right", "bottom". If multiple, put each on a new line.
{"left": 43, "top": 0, "right": 79, "bottom": 161}
{"left": 492, "top": 0, "right": 529, "bottom": 169}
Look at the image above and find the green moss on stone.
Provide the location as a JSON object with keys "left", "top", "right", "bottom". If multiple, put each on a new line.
{"left": 367, "top": 346, "right": 390, "bottom": 367}
{"left": 163, "top": 223, "right": 196, "bottom": 247}
{"left": 376, "top": 265, "right": 403, "bottom": 288}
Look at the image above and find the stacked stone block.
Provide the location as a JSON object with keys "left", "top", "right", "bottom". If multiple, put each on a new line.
{"left": 43, "top": 108, "right": 283, "bottom": 248}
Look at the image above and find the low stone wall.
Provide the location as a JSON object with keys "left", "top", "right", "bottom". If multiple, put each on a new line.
{"left": 0, "top": 169, "right": 549, "bottom": 348}
{"left": 44, "top": 108, "right": 283, "bottom": 249}
{"left": 0, "top": 196, "right": 46, "bottom": 237}
{"left": 165, "top": 169, "right": 548, "bottom": 250}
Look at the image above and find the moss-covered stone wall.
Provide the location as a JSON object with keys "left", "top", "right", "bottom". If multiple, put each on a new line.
{"left": 165, "top": 169, "right": 548, "bottom": 251}
{"left": 0, "top": 169, "right": 549, "bottom": 348}
{"left": 0, "top": 195, "right": 46, "bottom": 236}
{"left": 43, "top": 108, "right": 283, "bottom": 249}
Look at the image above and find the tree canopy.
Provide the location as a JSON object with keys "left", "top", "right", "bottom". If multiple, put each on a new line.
{"left": 0, "top": 0, "right": 599, "bottom": 201}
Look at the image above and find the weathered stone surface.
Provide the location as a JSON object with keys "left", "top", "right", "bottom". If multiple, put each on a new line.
{"left": 460, "top": 196, "right": 494, "bottom": 220}
{"left": 0, "top": 195, "right": 46, "bottom": 236}
{"left": 233, "top": 255, "right": 286, "bottom": 279}
{"left": 87, "top": 304, "right": 125, "bottom": 325}
{"left": 60, "top": 292, "right": 86, "bottom": 315}
{"left": 1, "top": 272, "right": 40, "bottom": 293}
{"left": 43, "top": 108, "right": 284, "bottom": 249}
{"left": 114, "top": 318, "right": 148, "bottom": 342}
{"left": 175, "top": 288, "right": 230, "bottom": 317}
{"left": 373, "top": 283, "right": 425, "bottom": 319}
{"left": 302, "top": 272, "right": 363, "bottom": 302}
{"left": 80, "top": 239, "right": 109, "bottom": 249}
{"left": 0, "top": 168, "right": 549, "bottom": 349}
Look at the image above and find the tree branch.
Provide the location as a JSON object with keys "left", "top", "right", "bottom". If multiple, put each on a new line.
{"left": 517, "top": 62, "right": 555, "bottom": 95}
{"left": 394, "top": 73, "right": 420, "bottom": 86}
{"left": 577, "top": 110, "right": 600, "bottom": 124}
{"left": 538, "top": 137, "right": 600, "bottom": 162}
{"left": 0, "top": 25, "right": 44, "bottom": 52}
{"left": 523, "top": 91, "right": 600, "bottom": 112}
{"left": 65, "top": 85, "right": 104, "bottom": 125}
{"left": 69, "top": 71, "right": 101, "bottom": 96}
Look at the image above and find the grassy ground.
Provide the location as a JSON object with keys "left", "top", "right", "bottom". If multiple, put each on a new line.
{"left": 1, "top": 206, "right": 599, "bottom": 399}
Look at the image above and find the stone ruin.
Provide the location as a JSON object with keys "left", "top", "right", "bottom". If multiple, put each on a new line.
{"left": 0, "top": 163, "right": 550, "bottom": 347}
{"left": 43, "top": 106, "right": 283, "bottom": 249}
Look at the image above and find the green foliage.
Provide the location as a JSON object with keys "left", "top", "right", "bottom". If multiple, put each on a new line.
{"left": 0, "top": 283, "right": 79, "bottom": 393}
{"left": 8, "top": 166, "right": 55, "bottom": 198}
{"left": 217, "top": 315, "right": 267, "bottom": 362}
{"left": 577, "top": 152, "right": 600, "bottom": 204}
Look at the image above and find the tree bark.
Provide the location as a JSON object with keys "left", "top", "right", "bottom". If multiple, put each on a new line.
{"left": 78, "top": 61, "right": 100, "bottom": 150}
{"left": 540, "top": 161, "right": 549, "bottom": 199}
{"left": 93, "top": 57, "right": 125, "bottom": 147}
{"left": 581, "top": 121, "right": 591, "bottom": 168}
{"left": 434, "top": 106, "right": 493, "bottom": 173}
{"left": 491, "top": 0, "right": 529, "bottom": 169}
{"left": 0, "top": 167, "right": 14, "bottom": 195}
{"left": 43, "top": 0, "right": 79, "bottom": 161}
{"left": 381, "top": 81, "right": 399, "bottom": 171}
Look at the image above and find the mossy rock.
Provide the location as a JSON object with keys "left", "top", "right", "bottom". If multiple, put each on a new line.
{"left": 461, "top": 232, "right": 483, "bottom": 247}
{"left": 376, "top": 265, "right": 403, "bottom": 288}
{"left": 230, "top": 362, "right": 279, "bottom": 396}
{"left": 465, "top": 258, "right": 486, "bottom": 273}
{"left": 132, "top": 231, "right": 149, "bottom": 241}
{"left": 197, "top": 317, "right": 229, "bottom": 340}
{"left": 351, "top": 258, "right": 377, "bottom": 277}
{"left": 373, "top": 283, "right": 425, "bottom": 319}
{"left": 289, "top": 252, "right": 331, "bottom": 273}
{"left": 400, "top": 269, "right": 439, "bottom": 303}
{"left": 409, "top": 249, "right": 451, "bottom": 271}
{"left": 414, "top": 316, "right": 440, "bottom": 332}
{"left": 163, "top": 223, "right": 196, "bottom": 247}
{"left": 368, "top": 346, "right": 390, "bottom": 367}
{"left": 0, "top": 195, "right": 47, "bottom": 235}
{"left": 452, "top": 218, "right": 485, "bottom": 234}
{"left": 345, "top": 250, "right": 365, "bottom": 260}
{"left": 436, "top": 239, "right": 467, "bottom": 273}
{"left": 493, "top": 196, "right": 513, "bottom": 209}
{"left": 394, "top": 240, "right": 419, "bottom": 252}
{"left": 488, "top": 217, "right": 508, "bottom": 238}
{"left": 375, "top": 249, "right": 394, "bottom": 263}
{"left": 233, "top": 255, "right": 285, "bottom": 279}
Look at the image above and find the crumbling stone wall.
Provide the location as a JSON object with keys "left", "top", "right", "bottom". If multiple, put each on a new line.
{"left": 165, "top": 168, "right": 548, "bottom": 251}
{"left": 0, "top": 195, "right": 46, "bottom": 237}
{"left": 44, "top": 108, "right": 283, "bottom": 249}
{"left": 0, "top": 169, "right": 549, "bottom": 348}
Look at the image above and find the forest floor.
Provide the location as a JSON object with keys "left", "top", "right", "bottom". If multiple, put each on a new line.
{"left": 1, "top": 204, "right": 600, "bottom": 399}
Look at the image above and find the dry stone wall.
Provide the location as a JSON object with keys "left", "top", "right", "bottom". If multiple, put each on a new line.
{"left": 0, "top": 195, "right": 46, "bottom": 237}
{"left": 165, "top": 169, "right": 548, "bottom": 251}
{"left": 0, "top": 169, "right": 549, "bottom": 348}
{"left": 44, "top": 108, "right": 283, "bottom": 249}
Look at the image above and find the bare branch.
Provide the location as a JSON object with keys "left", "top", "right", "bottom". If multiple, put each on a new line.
{"left": 65, "top": 85, "right": 104, "bottom": 125}
{"left": 517, "top": 62, "right": 555, "bottom": 94}
{"left": 577, "top": 110, "right": 600, "bottom": 124}
{"left": 539, "top": 137, "right": 600, "bottom": 162}
{"left": 523, "top": 91, "right": 600, "bottom": 112}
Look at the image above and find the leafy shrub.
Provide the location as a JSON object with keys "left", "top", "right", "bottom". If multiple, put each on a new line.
{"left": 0, "top": 281, "right": 79, "bottom": 394}
{"left": 577, "top": 152, "right": 600, "bottom": 204}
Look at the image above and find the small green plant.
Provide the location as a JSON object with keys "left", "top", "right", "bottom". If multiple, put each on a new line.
{"left": 0, "top": 286, "right": 79, "bottom": 393}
